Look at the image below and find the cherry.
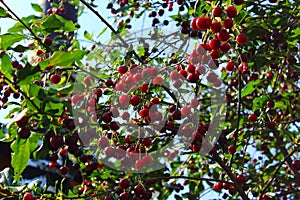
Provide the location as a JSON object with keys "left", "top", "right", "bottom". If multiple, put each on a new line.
{"left": 237, "top": 174, "right": 246, "bottom": 183}
{"left": 44, "top": 37, "right": 53, "bottom": 46}
{"left": 226, "top": 61, "right": 235, "bottom": 71}
{"left": 50, "top": 135, "right": 64, "bottom": 149}
{"left": 222, "top": 18, "right": 233, "bottom": 29}
{"left": 143, "top": 155, "right": 153, "bottom": 165}
{"left": 190, "top": 18, "right": 198, "bottom": 30}
{"left": 153, "top": 76, "right": 163, "bottom": 85}
{"left": 196, "top": 17, "right": 212, "bottom": 30}
{"left": 233, "top": 0, "right": 244, "bottom": 5}
{"left": 22, "top": 193, "right": 34, "bottom": 200}
{"left": 236, "top": 33, "right": 248, "bottom": 45}
{"left": 130, "top": 95, "right": 141, "bottom": 106}
{"left": 120, "top": 192, "right": 131, "bottom": 200}
{"left": 211, "top": 22, "right": 221, "bottom": 33}
{"left": 142, "top": 138, "right": 152, "bottom": 147}
{"left": 187, "top": 72, "right": 198, "bottom": 83}
{"left": 134, "top": 185, "right": 144, "bottom": 195}
{"left": 181, "top": 106, "right": 191, "bottom": 117}
{"left": 48, "top": 161, "right": 56, "bottom": 169}
{"left": 209, "top": 38, "right": 221, "bottom": 50}
{"left": 217, "top": 29, "right": 231, "bottom": 41}
{"left": 119, "top": 94, "right": 130, "bottom": 106}
{"left": 213, "top": 182, "right": 223, "bottom": 191}
{"left": 226, "top": 6, "right": 237, "bottom": 18}
{"left": 50, "top": 74, "right": 61, "bottom": 84}
{"left": 119, "top": 178, "right": 130, "bottom": 190}
{"left": 292, "top": 160, "right": 300, "bottom": 171}
{"left": 262, "top": 194, "right": 270, "bottom": 200}
{"left": 140, "top": 108, "right": 149, "bottom": 117}
{"left": 98, "top": 136, "right": 109, "bottom": 148}
{"left": 248, "top": 113, "right": 258, "bottom": 122}
{"left": 84, "top": 75, "right": 91, "bottom": 86}
{"left": 212, "top": 7, "right": 223, "bottom": 17}
{"left": 102, "top": 112, "right": 112, "bottom": 123}
{"left": 229, "top": 185, "right": 237, "bottom": 195}
{"left": 18, "top": 127, "right": 31, "bottom": 139}
{"left": 59, "top": 166, "right": 69, "bottom": 175}
{"left": 16, "top": 116, "right": 29, "bottom": 127}
{"left": 228, "top": 145, "right": 236, "bottom": 154}
{"left": 118, "top": 65, "right": 128, "bottom": 74}
{"left": 151, "top": 97, "right": 160, "bottom": 104}
{"left": 223, "top": 183, "right": 230, "bottom": 189}
{"left": 135, "top": 159, "right": 145, "bottom": 170}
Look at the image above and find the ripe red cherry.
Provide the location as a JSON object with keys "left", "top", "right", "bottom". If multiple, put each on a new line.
{"left": 222, "top": 18, "right": 233, "bottom": 29}
{"left": 220, "top": 42, "right": 231, "bottom": 53}
{"left": 212, "top": 7, "right": 223, "bottom": 17}
{"left": 228, "top": 145, "right": 236, "bottom": 154}
{"left": 119, "top": 94, "right": 130, "bottom": 106}
{"left": 98, "top": 136, "right": 109, "bottom": 148}
{"left": 226, "top": 61, "right": 235, "bottom": 71}
{"left": 118, "top": 65, "right": 128, "bottom": 74}
{"left": 22, "top": 193, "right": 34, "bottom": 200}
{"left": 130, "top": 95, "right": 140, "bottom": 106}
{"left": 210, "top": 22, "right": 221, "bottom": 33}
{"left": 153, "top": 76, "right": 163, "bottom": 85}
{"left": 190, "top": 18, "right": 199, "bottom": 30}
{"left": 248, "top": 113, "right": 258, "bottom": 122}
{"left": 44, "top": 37, "right": 53, "bottom": 46}
{"left": 50, "top": 74, "right": 61, "bottom": 84}
{"left": 213, "top": 182, "right": 223, "bottom": 191}
{"left": 236, "top": 33, "right": 248, "bottom": 45}
{"left": 120, "top": 192, "right": 131, "bottom": 200}
{"left": 226, "top": 6, "right": 238, "bottom": 18}
{"left": 181, "top": 106, "right": 191, "bottom": 117}
{"left": 217, "top": 29, "right": 231, "bottom": 41}
{"left": 187, "top": 72, "right": 198, "bottom": 83}
{"left": 196, "top": 17, "right": 212, "bottom": 30}
{"left": 151, "top": 97, "right": 160, "bottom": 104}
{"left": 237, "top": 174, "right": 246, "bottom": 183}
{"left": 209, "top": 38, "right": 221, "bottom": 50}
{"left": 210, "top": 50, "right": 220, "bottom": 59}
{"left": 142, "top": 155, "right": 153, "bottom": 165}
{"left": 142, "top": 138, "right": 152, "bottom": 147}
{"left": 119, "top": 178, "right": 130, "bottom": 190}
{"left": 18, "top": 127, "right": 31, "bottom": 139}
{"left": 233, "top": 0, "right": 244, "bottom": 5}
{"left": 134, "top": 185, "right": 145, "bottom": 195}
{"left": 140, "top": 108, "right": 149, "bottom": 117}
{"left": 292, "top": 160, "right": 300, "bottom": 171}
{"left": 16, "top": 116, "right": 29, "bottom": 127}
{"left": 135, "top": 159, "right": 145, "bottom": 170}
{"left": 59, "top": 166, "right": 69, "bottom": 175}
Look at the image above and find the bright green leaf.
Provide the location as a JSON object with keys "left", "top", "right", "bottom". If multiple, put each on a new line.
{"left": 11, "top": 139, "right": 31, "bottom": 182}
{"left": 0, "top": 6, "right": 11, "bottom": 18}
{"left": 39, "top": 50, "right": 85, "bottom": 70}
{"left": 0, "top": 33, "right": 25, "bottom": 51}
{"left": 0, "top": 53, "right": 13, "bottom": 80}
{"left": 31, "top": 3, "right": 43, "bottom": 13}
{"left": 253, "top": 95, "right": 269, "bottom": 112}
{"left": 241, "top": 79, "right": 260, "bottom": 98}
{"left": 41, "top": 14, "right": 77, "bottom": 33}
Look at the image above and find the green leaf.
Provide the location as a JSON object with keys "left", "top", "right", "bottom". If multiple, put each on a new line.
{"left": 11, "top": 139, "right": 31, "bottom": 182}
{"left": 274, "top": 101, "right": 287, "bottom": 110}
{"left": 97, "top": 27, "right": 107, "bottom": 38}
{"left": 252, "top": 95, "right": 269, "bottom": 112}
{"left": 0, "top": 33, "right": 25, "bottom": 51}
{"left": 241, "top": 79, "right": 260, "bottom": 98}
{"left": 7, "top": 44, "right": 31, "bottom": 52}
{"left": 0, "top": 6, "right": 11, "bottom": 18}
{"left": 0, "top": 53, "right": 13, "bottom": 80}
{"left": 39, "top": 50, "right": 85, "bottom": 70}
{"left": 84, "top": 30, "right": 93, "bottom": 41}
{"left": 41, "top": 14, "right": 77, "bottom": 33}
{"left": 17, "top": 63, "right": 40, "bottom": 84}
{"left": 31, "top": 3, "right": 43, "bottom": 13}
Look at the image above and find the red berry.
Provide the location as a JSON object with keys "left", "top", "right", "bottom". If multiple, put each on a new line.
{"left": 237, "top": 174, "right": 246, "bottom": 183}
{"left": 118, "top": 65, "right": 128, "bottom": 74}
{"left": 210, "top": 22, "right": 221, "bottom": 33}
{"left": 187, "top": 72, "right": 198, "bottom": 83}
{"left": 23, "top": 193, "right": 34, "bottom": 200}
{"left": 181, "top": 106, "right": 191, "bottom": 116}
{"left": 220, "top": 42, "right": 231, "bottom": 53}
{"left": 213, "top": 182, "right": 223, "bottom": 191}
{"left": 196, "top": 17, "right": 212, "bottom": 30}
{"left": 120, "top": 192, "right": 131, "bottom": 200}
{"left": 59, "top": 166, "right": 69, "bottom": 175}
{"left": 209, "top": 38, "right": 221, "bottom": 50}
{"left": 142, "top": 138, "right": 152, "bottom": 147}
{"left": 142, "top": 155, "right": 153, "bottom": 165}
{"left": 226, "top": 6, "right": 238, "bottom": 18}
{"left": 98, "top": 136, "right": 109, "bottom": 148}
{"left": 226, "top": 61, "right": 235, "bottom": 71}
{"left": 140, "top": 108, "right": 149, "bottom": 117}
{"left": 236, "top": 33, "right": 248, "bottom": 45}
{"left": 248, "top": 113, "right": 258, "bottom": 122}
{"left": 222, "top": 18, "right": 233, "bottom": 29}
{"left": 228, "top": 145, "right": 236, "bottom": 154}
{"left": 50, "top": 74, "right": 61, "bottom": 84}
{"left": 119, "top": 178, "right": 130, "bottom": 190}
{"left": 16, "top": 116, "right": 29, "bottom": 127}
{"left": 217, "top": 29, "right": 231, "bottom": 41}
{"left": 134, "top": 185, "right": 144, "bottom": 195}
{"left": 190, "top": 18, "right": 199, "bottom": 30}
{"left": 151, "top": 97, "right": 160, "bottom": 104}
{"left": 233, "top": 0, "right": 244, "bottom": 5}
{"left": 119, "top": 94, "right": 130, "bottom": 106}
{"left": 135, "top": 159, "right": 145, "bottom": 170}
{"left": 130, "top": 95, "right": 140, "bottom": 106}
{"left": 292, "top": 160, "right": 300, "bottom": 171}
{"left": 44, "top": 37, "right": 53, "bottom": 46}
{"left": 18, "top": 127, "right": 31, "bottom": 139}
{"left": 153, "top": 76, "right": 163, "bottom": 85}
{"left": 212, "top": 7, "right": 223, "bottom": 17}
{"left": 210, "top": 49, "right": 220, "bottom": 59}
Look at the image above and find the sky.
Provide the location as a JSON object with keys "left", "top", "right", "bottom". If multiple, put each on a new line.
{"left": 0, "top": 1, "right": 223, "bottom": 199}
